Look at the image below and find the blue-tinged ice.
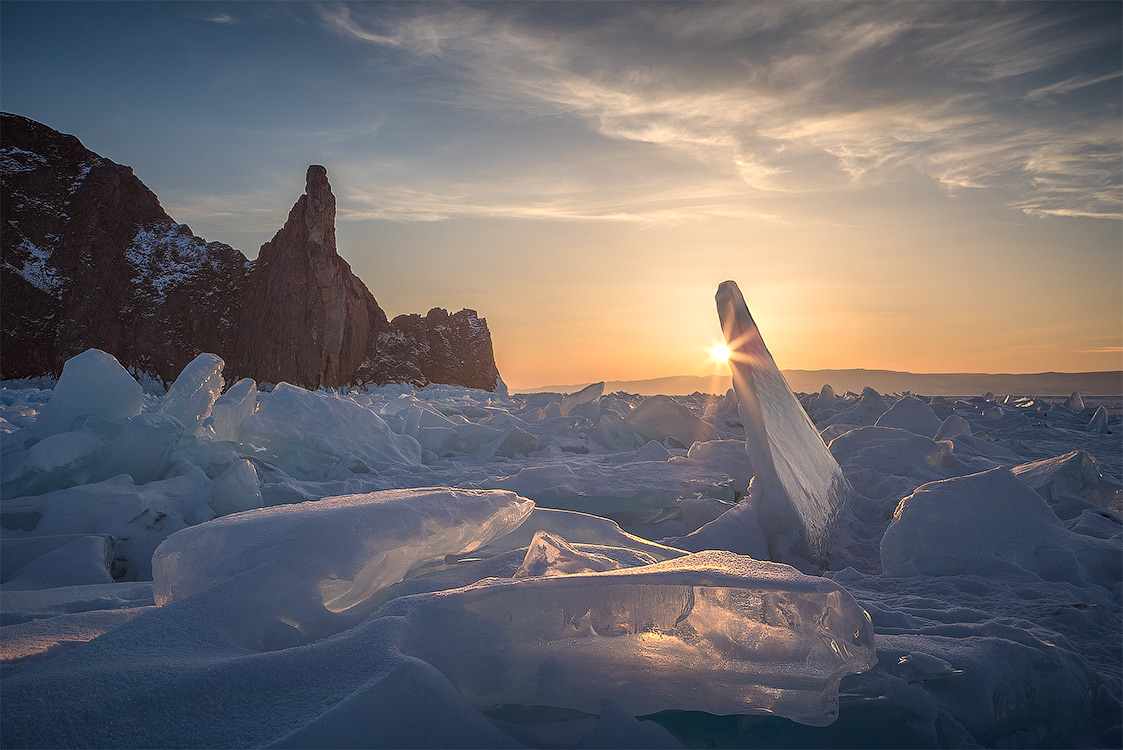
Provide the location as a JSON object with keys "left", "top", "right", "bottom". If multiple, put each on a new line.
{"left": 207, "top": 377, "right": 257, "bottom": 442}
{"left": 157, "top": 353, "right": 224, "bottom": 432}
{"left": 30, "top": 349, "right": 142, "bottom": 439}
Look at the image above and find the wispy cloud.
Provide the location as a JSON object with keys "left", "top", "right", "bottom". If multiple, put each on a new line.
{"left": 200, "top": 12, "right": 237, "bottom": 25}
{"left": 319, "top": 2, "right": 1121, "bottom": 222}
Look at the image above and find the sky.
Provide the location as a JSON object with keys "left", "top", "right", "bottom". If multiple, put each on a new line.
{"left": 2, "top": 1, "right": 1120, "bottom": 390}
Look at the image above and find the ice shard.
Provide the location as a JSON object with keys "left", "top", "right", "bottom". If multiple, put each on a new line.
{"left": 560, "top": 381, "right": 604, "bottom": 417}
{"left": 710, "top": 281, "right": 854, "bottom": 563}
{"left": 157, "top": 353, "right": 224, "bottom": 431}
{"left": 152, "top": 488, "right": 535, "bottom": 640}
{"left": 391, "top": 551, "right": 876, "bottom": 727}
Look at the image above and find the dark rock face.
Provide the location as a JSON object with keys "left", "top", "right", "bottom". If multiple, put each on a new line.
{"left": 1, "top": 112, "right": 248, "bottom": 383}
{"left": 233, "top": 166, "right": 387, "bottom": 390}
{"left": 1, "top": 113, "right": 502, "bottom": 391}
{"left": 359, "top": 307, "right": 501, "bottom": 391}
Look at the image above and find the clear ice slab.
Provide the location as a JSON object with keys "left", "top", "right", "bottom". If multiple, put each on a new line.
{"left": 682, "top": 282, "right": 855, "bottom": 563}
{"left": 390, "top": 550, "right": 876, "bottom": 727}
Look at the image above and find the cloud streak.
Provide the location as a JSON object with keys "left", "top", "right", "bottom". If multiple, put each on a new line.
{"left": 320, "top": 1, "right": 1121, "bottom": 221}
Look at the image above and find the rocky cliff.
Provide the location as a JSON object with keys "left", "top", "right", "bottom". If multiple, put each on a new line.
{"left": 233, "top": 165, "right": 387, "bottom": 390}
{"left": 1, "top": 113, "right": 247, "bottom": 383}
{"left": 1, "top": 113, "right": 502, "bottom": 391}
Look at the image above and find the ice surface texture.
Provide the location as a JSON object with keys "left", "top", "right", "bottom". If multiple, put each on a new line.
{"left": 695, "top": 281, "right": 854, "bottom": 563}
{"left": 390, "top": 550, "right": 876, "bottom": 726}
{"left": 152, "top": 487, "right": 535, "bottom": 640}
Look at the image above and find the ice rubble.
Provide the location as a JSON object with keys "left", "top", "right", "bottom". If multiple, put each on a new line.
{"left": 238, "top": 383, "right": 422, "bottom": 473}
{"left": 1, "top": 333, "right": 1121, "bottom": 748}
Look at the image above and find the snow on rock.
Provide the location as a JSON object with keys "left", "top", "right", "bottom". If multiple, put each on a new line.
{"left": 881, "top": 467, "right": 1120, "bottom": 586}
{"left": 206, "top": 377, "right": 257, "bottom": 442}
{"left": 560, "top": 381, "right": 604, "bottom": 417}
{"left": 236, "top": 382, "right": 421, "bottom": 474}
{"left": 873, "top": 395, "right": 942, "bottom": 438}
{"left": 390, "top": 551, "right": 876, "bottom": 727}
{"left": 624, "top": 395, "right": 719, "bottom": 448}
{"left": 156, "top": 352, "right": 224, "bottom": 431}
{"left": 152, "top": 488, "right": 535, "bottom": 641}
{"left": 30, "top": 349, "right": 142, "bottom": 439}
{"left": 692, "top": 281, "right": 854, "bottom": 564}
{"left": 513, "top": 530, "right": 627, "bottom": 577}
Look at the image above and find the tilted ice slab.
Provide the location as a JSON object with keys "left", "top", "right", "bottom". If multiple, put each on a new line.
{"left": 389, "top": 550, "right": 876, "bottom": 727}
{"left": 560, "top": 381, "right": 604, "bottom": 417}
{"left": 152, "top": 487, "right": 535, "bottom": 641}
{"left": 156, "top": 352, "right": 224, "bottom": 431}
{"left": 685, "top": 282, "right": 854, "bottom": 563}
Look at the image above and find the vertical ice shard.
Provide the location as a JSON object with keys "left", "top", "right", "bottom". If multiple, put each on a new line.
{"left": 714, "top": 280, "right": 854, "bottom": 563}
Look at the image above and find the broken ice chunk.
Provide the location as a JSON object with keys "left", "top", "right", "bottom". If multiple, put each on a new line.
{"left": 1, "top": 535, "right": 114, "bottom": 590}
{"left": 874, "top": 396, "right": 942, "bottom": 438}
{"left": 514, "top": 530, "right": 626, "bottom": 578}
{"left": 208, "top": 378, "right": 257, "bottom": 442}
{"left": 157, "top": 353, "right": 224, "bottom": 431}
{"left": 236, "top": 383, "right": 421, "bottom": 474}
{"left": 207, "top": 459, "right": 263, "bottom": 517}
{"left": 152, "top": 488, "right": 535, "bottom": 641}
{"left": 391, "top": 550, "right": 875, "bottom": 727}
{"left": 31, "top": 349, "right": 142, "bottom": 439}
{"left": 560, "top": 381, "right": 604, "bottom": 417}
{"left": 624, "top": 395, "right": 719, "bottom": 448}
{"left": 689, "top": 281, "right": 854, "bottom": 563}
{"left": 87, "top": 412, "right": 184, "bottom": 485}
{"left": 1086, "top": 405, "right": 1110, "bottom": 434}
{"left": 881, "top": 467, "right": 1121, "bottom": 586}
{"left": 0, "top": 431, "right": 106, "bottom": 499}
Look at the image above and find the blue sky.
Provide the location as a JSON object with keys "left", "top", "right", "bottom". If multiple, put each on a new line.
{"left": 3, "top": 1, "right": 1120, "bottom": 387}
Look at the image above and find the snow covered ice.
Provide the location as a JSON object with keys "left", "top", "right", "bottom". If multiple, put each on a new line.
{"left": 2, "top": 287, "right": 1122, "bottom": 747}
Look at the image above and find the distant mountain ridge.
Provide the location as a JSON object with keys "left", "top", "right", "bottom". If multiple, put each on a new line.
{"left": 520, "top": 370, "right": 1123, "bottom": 397}
{"left": 0, "top": 113, "right": 501, "bottom": 391}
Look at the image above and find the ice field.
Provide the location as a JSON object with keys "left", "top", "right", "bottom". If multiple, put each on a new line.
{"left": 1, "top": 285, "right": 1120, "bottom": 748}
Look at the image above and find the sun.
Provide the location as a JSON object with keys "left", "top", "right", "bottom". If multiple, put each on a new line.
{"left": 710, "top": 343, "right": 731, "bottom": 363}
